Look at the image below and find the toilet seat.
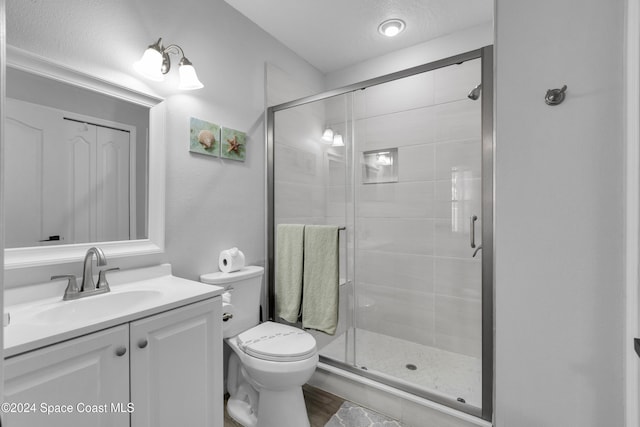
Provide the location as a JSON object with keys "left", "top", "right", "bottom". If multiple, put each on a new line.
{"left": 236, "top": 322, "right": 317, "bottom": 362}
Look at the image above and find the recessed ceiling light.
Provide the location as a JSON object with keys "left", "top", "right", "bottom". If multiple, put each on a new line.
{"left": 378, "top": 19, "right": 406, "bottom": 37}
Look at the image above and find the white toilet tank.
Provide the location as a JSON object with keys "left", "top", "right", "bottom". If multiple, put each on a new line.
{"left": 200, "top": 266, "right": 264, "bottom": 338}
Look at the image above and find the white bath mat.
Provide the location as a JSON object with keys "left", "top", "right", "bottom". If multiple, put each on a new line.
{"left": 324, "top": 401, "right": 406, "bottom": 427}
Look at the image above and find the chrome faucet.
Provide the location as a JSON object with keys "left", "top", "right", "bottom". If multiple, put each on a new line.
{"left": 52, "top": 247, "right": 118, "bottom": 300}
{"left": 82, "top": 247, "right": 107, "bottom": 292}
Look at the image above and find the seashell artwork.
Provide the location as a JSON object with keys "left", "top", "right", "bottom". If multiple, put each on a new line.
{"left": 189, "top": 117, "right": 220, "bottom": 157}
{"left": 198, "top": 129, "right": 216, "bottom": 149}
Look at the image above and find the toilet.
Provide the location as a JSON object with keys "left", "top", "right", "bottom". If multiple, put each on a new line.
{"left": 200, "top": 266, "right": 318, "bottom": 427}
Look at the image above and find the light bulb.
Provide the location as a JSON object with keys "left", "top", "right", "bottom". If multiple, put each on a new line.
{"left": 378, "top": 19, "right": 406, "bottom": 38}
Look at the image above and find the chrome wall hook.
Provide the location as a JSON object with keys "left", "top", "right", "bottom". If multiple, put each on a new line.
{"left": 545, "top": 85, "right": 567, "bottom": 106}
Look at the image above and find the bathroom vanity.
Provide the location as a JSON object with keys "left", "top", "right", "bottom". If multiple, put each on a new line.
{"left": 3, "top": 264, "right": 224, "bottom": 427}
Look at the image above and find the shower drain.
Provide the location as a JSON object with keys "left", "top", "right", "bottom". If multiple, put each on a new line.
{"left": 405, "top": 363, "right": 417, "bottom": 371}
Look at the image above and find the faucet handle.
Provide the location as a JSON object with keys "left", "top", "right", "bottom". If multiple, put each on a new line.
{"left": 97, "top": 268, "right": 120, "bottom": 291}
{"left": 52, "top": 275, "right": 80, "bottom": 300}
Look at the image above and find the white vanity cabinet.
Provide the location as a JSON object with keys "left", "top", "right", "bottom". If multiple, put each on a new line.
{"left": 3, "top": 297, "right": 222, "bottom": 427}
{"left": 4, "top": 324, "right": 130, "bottom": 427}
{"left": 130, "top": 298, "right": 222, "bottom": 427}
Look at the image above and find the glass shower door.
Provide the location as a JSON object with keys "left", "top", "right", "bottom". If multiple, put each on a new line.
{"left": 348, "top": 58, "right": 484, "bottom": 407}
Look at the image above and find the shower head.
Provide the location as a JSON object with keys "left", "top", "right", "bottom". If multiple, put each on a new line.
{"left": 468, "top": 84, "right": 482, "bottom": 101}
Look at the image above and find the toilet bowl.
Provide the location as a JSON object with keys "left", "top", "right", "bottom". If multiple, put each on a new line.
{"left": 200, "top": 266, "right": 318, "bottom": 427}
{"left": 226, "top": 321, "right": 318, "bottom": 427}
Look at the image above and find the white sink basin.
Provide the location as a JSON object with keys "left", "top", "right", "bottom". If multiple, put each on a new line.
{"left": 34, "top": 290, "right": 164, "bottom": 324}
{"left": 4, "top": 264, "right": 225, "bottom": 358}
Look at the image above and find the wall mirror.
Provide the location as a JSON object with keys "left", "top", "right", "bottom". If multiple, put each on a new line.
{"left": 4, "top": 46, "right": 166, "bottom": 269}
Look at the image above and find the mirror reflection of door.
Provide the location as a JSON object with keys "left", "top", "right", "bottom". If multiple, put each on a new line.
{"left": 5, "top": 98, "right": 132, "bottom": 247}
{"left": 64, "top": 119, "right": 131, "bottom": 244}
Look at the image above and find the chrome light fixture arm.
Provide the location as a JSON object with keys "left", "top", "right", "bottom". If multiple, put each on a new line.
{"left": 160, "top": 43, "right": 188, "bottom": 74}
{"left": 134, "top": 37, "right": 203, "bottom": 89}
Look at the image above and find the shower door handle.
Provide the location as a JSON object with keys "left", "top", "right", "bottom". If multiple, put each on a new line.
{"left": 470, "top": 215, "right": 478, "bottom": 249}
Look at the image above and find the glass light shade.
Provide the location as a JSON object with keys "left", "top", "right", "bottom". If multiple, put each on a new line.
{"left": 133, "top": 48, "right": 165, "bottom": 82}
{"left": 332, "top": 134, "right": 344, "bottom": 147}
{"left": 322, "top": 128, "right": 334, "bottom": 142}
{"left": 178, "top": 64, "right": 204, "bottom": 90}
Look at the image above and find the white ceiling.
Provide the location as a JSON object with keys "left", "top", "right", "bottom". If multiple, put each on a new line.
{"left": 224, "top": 0, "right": 493, "bottom": 74}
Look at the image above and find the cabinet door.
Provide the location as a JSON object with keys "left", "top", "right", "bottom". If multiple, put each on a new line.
{"left": 4, "top": 325, "right": 130, "bottom": 427}
{"left": 130, "top": 298, "right": 222, "bottom": 427}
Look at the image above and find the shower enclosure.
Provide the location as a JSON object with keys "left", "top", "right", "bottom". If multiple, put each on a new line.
{"left": 266, "top": 47, "right": 493, "bottom": 421}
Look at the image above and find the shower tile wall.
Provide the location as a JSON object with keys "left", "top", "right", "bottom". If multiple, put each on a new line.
{"left": 351, "top": 59, "right": 482, "bottom": 358}
{"left": 274, "top": 103, "right": 328, "bottom": 226}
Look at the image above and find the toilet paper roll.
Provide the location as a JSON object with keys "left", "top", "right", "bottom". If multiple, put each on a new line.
{"left": 219, "top": 247, "right": 246, "bottom": 273}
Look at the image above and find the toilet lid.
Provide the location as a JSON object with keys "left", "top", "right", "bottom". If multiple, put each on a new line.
{"left": 237, "top": 322, "right": 317, "bottom": 362}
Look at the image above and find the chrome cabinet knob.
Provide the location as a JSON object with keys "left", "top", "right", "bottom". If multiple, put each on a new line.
{"left": 138, "top": 339, "right": 148, "bottom": 349}
{"left": 115, "top": 346, "right": 127, "bottom": 357}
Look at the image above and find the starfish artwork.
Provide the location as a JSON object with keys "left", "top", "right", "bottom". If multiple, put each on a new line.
{"left": 220, "top": 127, "right": 246, "bottom": 161}
{"left": 227, "top": 135, "right": 241, "bottom": 153}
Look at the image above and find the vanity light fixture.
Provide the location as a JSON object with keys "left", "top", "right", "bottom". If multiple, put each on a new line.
{"left": 378, "top": 19, "right": 406, "bottom": 37}
{"left": 321, "top": 127, "right": 334, "bottom": 142}
{"left": 321, "top": 127, "right": 344, "bottom": 146}
{"left": 134, "top": 38, "right": 204, "bottom": 90}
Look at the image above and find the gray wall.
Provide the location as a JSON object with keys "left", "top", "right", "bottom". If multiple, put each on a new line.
{"left": 494, "top": 0, "right": 625, "bottom": 425}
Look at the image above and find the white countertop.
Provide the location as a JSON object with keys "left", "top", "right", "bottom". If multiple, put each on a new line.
{"left": 4, "top": 264, "right": 225, "bottom": 358}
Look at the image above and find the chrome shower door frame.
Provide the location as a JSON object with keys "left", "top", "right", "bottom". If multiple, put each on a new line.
{"left": 266, "top": 45, "right": 494, "bottom": 422}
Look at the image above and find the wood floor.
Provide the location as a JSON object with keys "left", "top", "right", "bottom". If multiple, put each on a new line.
{"left": 224, "top": 384, "right": 345, "bottom": 427}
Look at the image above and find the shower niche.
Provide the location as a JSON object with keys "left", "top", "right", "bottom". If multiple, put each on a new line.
{"left": 362, "top": 148, "right": 398, "bottom": 184}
